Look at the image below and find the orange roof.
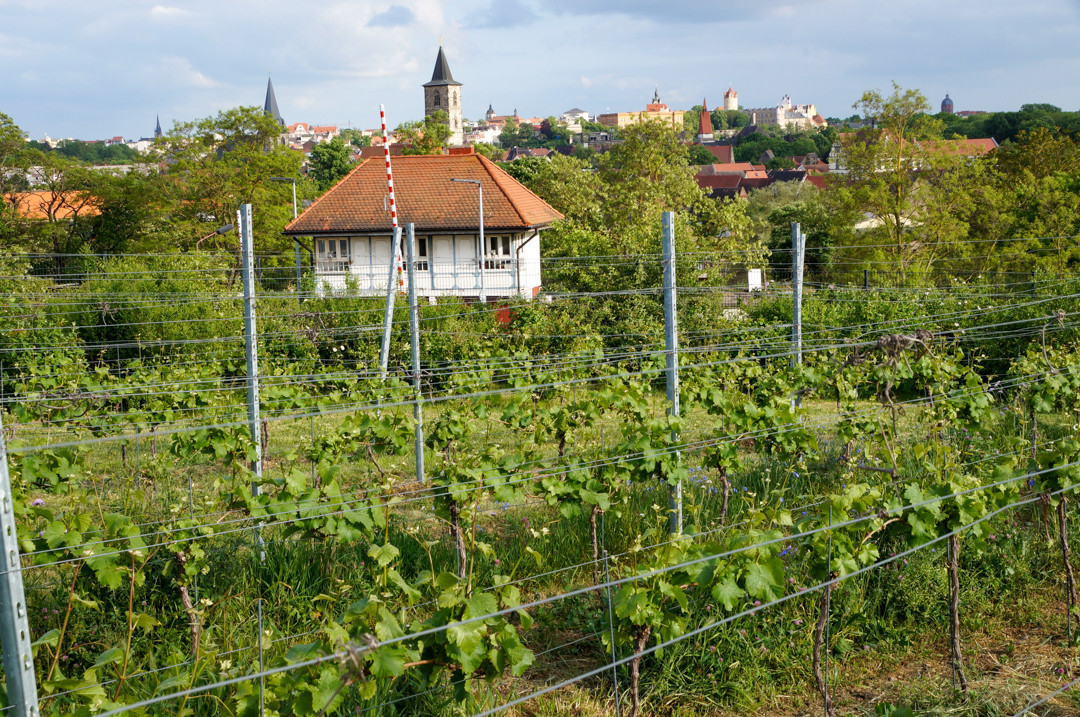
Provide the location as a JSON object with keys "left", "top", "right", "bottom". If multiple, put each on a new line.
{"left": 704, "top": 145, "right": 734, "bottom": 163}
{"left": 7, "top": 191, "right": 100, "bottom": 220}
{"left": 284, "top": 154, "right": 563, "bottom": 235}
{"left": 311, "top": 125, "right": 338, "bottom": 133}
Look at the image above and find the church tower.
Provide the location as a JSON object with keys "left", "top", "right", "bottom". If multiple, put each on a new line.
{"left": 423, "top": 45, "right": 463, "bottom": 145}
{"left": 264, "top": 76, "right": 284, "bottom": 126}
{"left": 697, "top": 100, "right": 714, "bottom": 143}
{"left": 154, "top": 115, "right": 163, "bottom": 139}
{"left": 723, "top": 85, "right": 738, "bottom": 111}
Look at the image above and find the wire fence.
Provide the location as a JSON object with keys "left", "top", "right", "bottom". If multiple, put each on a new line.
{"left": 2, "top": 220, "right": 1080, "bottom": 716}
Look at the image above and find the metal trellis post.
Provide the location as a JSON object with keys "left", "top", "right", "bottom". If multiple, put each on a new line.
{"left": 791, "top": 222, "right": 804, "bottom": 368}
{"left": 240, "top": 205, "right": 265, "bottom": 558}
{"left": 406, "top": 224, "right": 425, "bottom": 484}
{"left": 0, "top": 412, "right": 41, "bottom": 717}
{"left": 662, "top": 211, "right": 682, "bottom": 535}
{"left": 378, "top": 225, "right": 402, "bottom": 379}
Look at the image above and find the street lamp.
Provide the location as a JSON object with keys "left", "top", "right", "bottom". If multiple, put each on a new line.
{"left": 195, "top": 223, "right": 233, "bottom": 250}
{"left": 450, "top": 178, "right": 486, "bottom": 303}
{"left": 270, "top": 176, "right": 302, "bottom": 304}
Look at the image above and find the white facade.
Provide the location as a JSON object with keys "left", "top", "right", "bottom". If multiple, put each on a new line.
{"left": 313, "top": 229, "right": 542, "bottom": 300}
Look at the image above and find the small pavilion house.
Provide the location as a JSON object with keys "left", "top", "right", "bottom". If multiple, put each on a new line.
{"left": 283, "top": 151, "right": 563, "bottom": 301}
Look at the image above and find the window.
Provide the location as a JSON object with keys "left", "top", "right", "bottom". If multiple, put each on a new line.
{"left": 484, "top": 235, "right": 511, "bottom": 270}
{"left": 415, "top": 237, "right": 429, "bottom": 271}
{"left": 433, "top": 93, "right": 441, "bottom": 107}
{"left": 316, "top": 238, "right": 350, "bottom": 273}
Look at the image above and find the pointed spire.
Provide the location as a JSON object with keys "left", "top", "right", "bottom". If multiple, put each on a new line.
{"left": 264, "top": 76, "right": 284, "bottom": 126}
{"left": 653, "top": 87, "right": 661, "bottom": 104}
{"left": 424, "top": 45, "right": 461, "bottom": 87}
{"left": 702, "top": 99, "right": 708, "bottom": 112}
{"left": 154, "top": 114, "right": 162, "bottom": 138}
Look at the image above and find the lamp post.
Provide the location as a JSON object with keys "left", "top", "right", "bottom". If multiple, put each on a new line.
{"left": 450, "top": 178, "right": 486, "bottom": 303}
{"left": 270, "top": 176, "right": 302, "bottom": 305}
{"left": 195, "top": 223, "right": 233, "bottom": 250}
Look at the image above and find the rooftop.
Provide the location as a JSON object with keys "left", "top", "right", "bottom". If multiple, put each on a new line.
{"left": 284, "top": 153, "right": 563, "bottom": 236}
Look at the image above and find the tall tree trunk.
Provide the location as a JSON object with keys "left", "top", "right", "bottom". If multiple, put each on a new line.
{"left": 450, "top": 502, "right": 467, "bottom": 580}
{"left": 813, "top": 580, "right": 837, "bottom": 717}
{"left": 948, "top": 534, "right": 968, "bottom": 692}
{"left": 628, "top": 625, "right": 651, "bottom": 717}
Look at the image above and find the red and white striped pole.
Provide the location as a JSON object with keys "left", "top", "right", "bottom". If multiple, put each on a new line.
{"left": 378, "top": 104, "right": 403, "bottom": 378}
{"left": 380, "top": 104, "right": 404, "bottom": 291}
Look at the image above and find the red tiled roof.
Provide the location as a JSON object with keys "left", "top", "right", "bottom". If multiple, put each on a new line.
{"left": 311, "top": 125, "right": 338, "bottom": 134}
{"left": 7, "top": 191, "right": 100, "bottom": 220}
{"left": 704, "top": 145, "right": 733, "bottom": 163}
{"left": 284, "top": 154, "right": 563, "bottom": 236}
{"left": 696, "top": 174, "right": 742, "bottom": 189}
{"left": 806, "top": 175, "right": 828, "bottom": 189}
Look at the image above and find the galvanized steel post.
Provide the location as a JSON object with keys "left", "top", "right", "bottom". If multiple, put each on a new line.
{"left": 379, "top": 226, "right": 402, "bottom": 379}
{"left": 0, "top": 412, "right": 41, "bottom": 717}
{"left": 662, "top": 212, "right": 682, "bottom": 535}
{"left": 791, "top": 222, "right": 804, "bottom": 368}
{"left": 406, "top": 224, "right": 425, "bottom": 484}
{"left": 239, "top": 205, "right": 265, "bottom": 557}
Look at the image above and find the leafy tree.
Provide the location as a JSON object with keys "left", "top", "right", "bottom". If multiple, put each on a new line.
{"left": 471, "top": 142, "right": 502, "bottom": 160}
{"left": 829, "top": 83, "right": 943, "bottom": 268}
{"left": 309, "top": 137, "right": 354, "bottom": 191}
{"left": 687, "top": 144, "right": 716, "bottom": 165}
{"left": 151, "top": 105, "right": 303, "bottom": 252}
{"left": 498, "top": 118, "right": 537, "bottom": 148}
{"left": 397, "top": 110, "right": 452, "bottom": 155}
{"left": 765, "top": 157, "right": 795, "bottom": 170}
{"left": 338, "top": 128, "right": 372, "bottom": 147}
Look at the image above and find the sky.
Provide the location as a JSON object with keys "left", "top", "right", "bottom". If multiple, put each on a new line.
{"left": 2, "top": 0, "right": 1080, "bottom": 141}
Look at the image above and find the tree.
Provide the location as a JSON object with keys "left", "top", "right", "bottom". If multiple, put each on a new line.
{"left": 396, "top": 111, "right": 452, "bottom": 155}
{"left": 310, "top": 137, "right": 355, "bottom": 191}
{"left": 471, "top": 142, "right": 502, "bottom": 160}
{"left": 338, "top": 128, "right": 372, "bottom": 148}
{"left": 688, "top": 145, "right": 716, "bottom": 165}
{"left": 151, "top": 105, "right": 303, "bottom": 251}
{"left": 830, "top": 83, "right": 943, "bottom": 268}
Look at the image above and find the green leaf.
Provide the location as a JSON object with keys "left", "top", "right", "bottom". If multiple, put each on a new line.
{"left": 711, "top": 576, "right": 742, "bottom": 611}
{"left": 368, "top": 542, "right": 400, "bottom": 567}
{"left": 744, "top": 558, "right": 784, "bottom": 600}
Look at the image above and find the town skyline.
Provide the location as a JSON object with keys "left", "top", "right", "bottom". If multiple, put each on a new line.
{"left": 3, "top": 0, "right": 1080, "bottom": 141}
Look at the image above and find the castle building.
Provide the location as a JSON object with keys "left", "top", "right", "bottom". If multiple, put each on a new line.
{"left": 742, "top": 95, "right": 826, "bottom": 130}
{"left": 697, "top": 100, "right": 714, "bottom": 143}
{"left": 423, "top": 45, "right": 464, "bottom": 146}
{"left": 724, "top": 85, "right": 738, "bottom": 111}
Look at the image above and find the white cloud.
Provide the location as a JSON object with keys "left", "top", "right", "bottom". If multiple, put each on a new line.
{"left": 150, "top": 5, "right": 190, "bottom": 18}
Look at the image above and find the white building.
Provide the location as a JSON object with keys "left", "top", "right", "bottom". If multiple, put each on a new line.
{"left": 743, "top": 95, "right": 826, "bottom": 130}
{"left": 283, "top": 151, "right": 563, "bottom": 300}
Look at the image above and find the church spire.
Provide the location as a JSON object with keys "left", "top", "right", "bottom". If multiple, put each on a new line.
{"left": 425, "top": 45, "right": 460, "bottom": 86}
{"left": 154, "top": 114, "right": 162, "bottom": 138}
{"left": 264, "top": 76, "right": 284, "bottom": 125}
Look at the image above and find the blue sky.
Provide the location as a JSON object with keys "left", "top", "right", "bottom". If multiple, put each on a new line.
{"left": 2, "top": 0, "right": 1079, "bottom": 141}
